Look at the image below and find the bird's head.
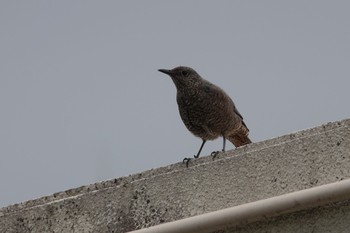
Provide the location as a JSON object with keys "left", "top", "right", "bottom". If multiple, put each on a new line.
{"left": 158, "top": 66, "right": 203, "bottom": 90}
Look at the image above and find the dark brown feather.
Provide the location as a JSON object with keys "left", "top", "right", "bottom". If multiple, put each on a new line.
{"left": 159, "top": 66, "right": 252, "bottom": 159}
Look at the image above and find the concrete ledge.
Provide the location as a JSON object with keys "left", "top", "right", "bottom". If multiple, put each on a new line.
{"left": 1, "top": 118, "right": 350, "bottom": 232}
{"left": 229, "top": 199, "right": 350, "bottom": 233}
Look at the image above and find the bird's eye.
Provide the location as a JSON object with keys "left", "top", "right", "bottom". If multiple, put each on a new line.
{"left": 181, "top": 70, "right": 189, "bottom": 77}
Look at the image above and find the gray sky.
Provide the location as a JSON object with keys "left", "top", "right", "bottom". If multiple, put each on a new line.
{"left": 1, "top": 1, "right": 349, "bottom": 208}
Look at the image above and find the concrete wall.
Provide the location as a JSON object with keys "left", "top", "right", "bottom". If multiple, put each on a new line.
{"left": 1, "top": 118, "right": 350, "bottom": 233}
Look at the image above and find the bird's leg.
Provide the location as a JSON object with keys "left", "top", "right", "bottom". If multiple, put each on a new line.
{"left": 211, "top": 137, "right": 226, "bottom": 159}
{"left": 222, "top": 136, "right": 226, "bottom": 152}
{"left": 183, "top": 140, "right": 206, "bottom": 167}
{"left": 194, "top": 139, "right": 206, "bottom": 158}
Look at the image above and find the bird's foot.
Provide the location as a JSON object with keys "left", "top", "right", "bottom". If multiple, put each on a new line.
{"left": 183, "top": 157, "right": 192, "bottom": 167}
{"left": 183, "top": 153, "right": 202, "bottom": 167}
{"left": 211, "top": 151, "right": 221, "bottom": 160}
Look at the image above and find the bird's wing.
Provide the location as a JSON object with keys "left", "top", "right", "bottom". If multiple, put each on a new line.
{"left": 205, "top": 83, "right": 249, "bottom": 131}
{"left": 228, "top": 97, "right": 243, "bottom": 119}
{"left": 233, "top": 105, "right": 243, "bottom": 120}
{"left": 230, "top": 99, "right": 249, "bottom": 132}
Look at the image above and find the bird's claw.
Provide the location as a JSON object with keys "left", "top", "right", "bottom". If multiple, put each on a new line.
{"left": 183, "top": 157, "right": 192, "bottom": 167}
{"left": 211, "top": 151, "right": 221, "bottom": 160}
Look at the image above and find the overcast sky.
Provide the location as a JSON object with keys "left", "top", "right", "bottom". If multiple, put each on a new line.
{"left": 1, "top": 1, "right": 349, "bottom": 208}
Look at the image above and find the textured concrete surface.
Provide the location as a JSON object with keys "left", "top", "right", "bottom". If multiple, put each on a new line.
{"left": 1, "top": 118, "right": 350, "bottom": 233}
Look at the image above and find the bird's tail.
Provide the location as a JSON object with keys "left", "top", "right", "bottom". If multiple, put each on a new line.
{"left": 227, "top": 122, "right": 252, "bottom": 147}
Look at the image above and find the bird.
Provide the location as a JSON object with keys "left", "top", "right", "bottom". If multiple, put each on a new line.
{"left": 158, "top": 66, "right": 251, "bottom": 166}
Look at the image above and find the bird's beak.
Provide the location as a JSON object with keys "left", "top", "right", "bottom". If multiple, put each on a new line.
{"left": 158, "top": 69, "right": 172, "bottom": 75}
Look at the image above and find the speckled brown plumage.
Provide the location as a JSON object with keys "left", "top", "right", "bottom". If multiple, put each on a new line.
{"left": 159, "top": 66, "right": 251, "bottom": 165}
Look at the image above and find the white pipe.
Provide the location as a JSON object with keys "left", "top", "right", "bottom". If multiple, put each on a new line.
{"left": 128, "top": 179, "right": 350, "bottom": 233}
